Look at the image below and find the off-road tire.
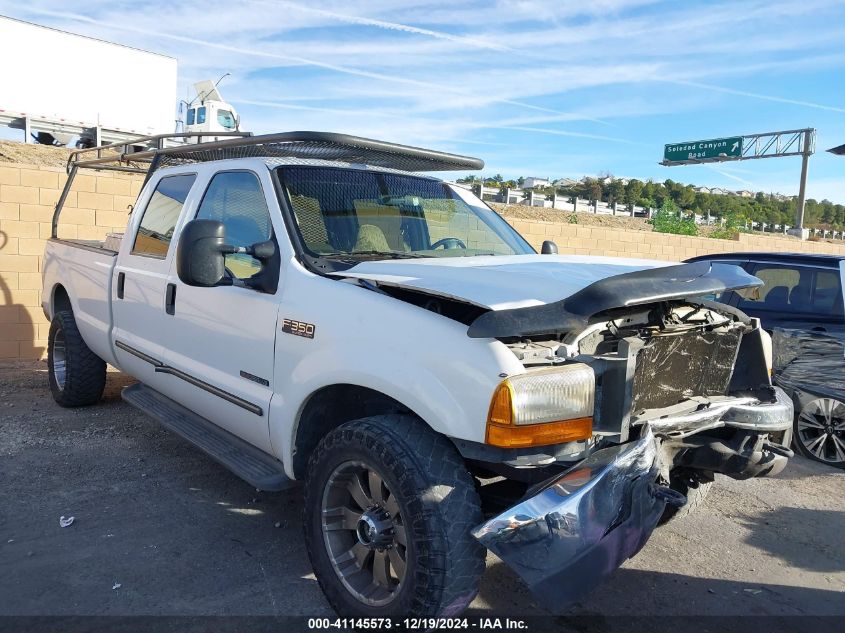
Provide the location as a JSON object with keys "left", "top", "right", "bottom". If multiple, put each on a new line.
{"left": 48, "top": 310, "right": 106, "bottom": 407}
{"left": 658, "top": 470, "right": 714, "bottom": 524}
{"left": 303, "top": 415, "right": 486, "bottom": 617}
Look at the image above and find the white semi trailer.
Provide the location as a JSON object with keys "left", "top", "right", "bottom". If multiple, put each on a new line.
{"left": 0, "top": 16, "right": 178, "bottom": 146}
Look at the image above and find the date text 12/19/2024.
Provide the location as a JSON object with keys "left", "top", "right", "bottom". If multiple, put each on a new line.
{"left": 307, "top": 618, "right": 529, "bottom": 630}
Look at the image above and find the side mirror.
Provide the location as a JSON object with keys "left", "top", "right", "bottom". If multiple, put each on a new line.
{"left": 177, "top": 219, "right": 228, "bottom": 287}
{"left": 541, "top": 240, "right": 558, "bottom": 255}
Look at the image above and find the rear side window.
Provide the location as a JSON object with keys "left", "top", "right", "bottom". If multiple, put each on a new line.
{"left": 132, "top": 174, "right": 196, "bottom": 257}
{"left": 195, "top": 171, "right": 272, "bottom": 279}
{"left": 738, "top": 263, "right": 844, "bottom": 317}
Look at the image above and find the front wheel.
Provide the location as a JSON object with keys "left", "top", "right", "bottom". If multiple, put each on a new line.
{"left": 47, "top": 310, "right": 106, "bottom": 407}
{"left": 658, "top": 469, "right": 714, "bottom": 524}
{"left": 303, "top": 415, "right": 485, "bottom": 617}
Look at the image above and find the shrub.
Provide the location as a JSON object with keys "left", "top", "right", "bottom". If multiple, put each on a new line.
{"left": 708, "top": 210, "right": 748, "bottom": 240}
{"left": 649, "top": 201, "right": 698, "bottom": 236}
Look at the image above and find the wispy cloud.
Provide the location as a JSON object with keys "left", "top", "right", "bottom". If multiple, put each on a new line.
{"left": 703, "top": 165, "right": 755, "bottom": 187}
{"left": 2, "top": 0, "right": 845, "bottom": 198}
{"left": 19, "top": 5, "right": 590, "bottom": 121}
{"left": 261, "top": 0, "right": 515, "bottom": 52}
{"left": 664, "top": 79, "right": 845, "bottom": 114}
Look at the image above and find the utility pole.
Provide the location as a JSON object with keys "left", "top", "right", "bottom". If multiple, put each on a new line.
{"left": 794, "top": 128, "right": 813, "bottom": 229}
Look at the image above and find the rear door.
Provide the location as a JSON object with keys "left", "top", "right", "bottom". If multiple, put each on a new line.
{"left": 156, "top": 169, "right": 280, "bottom": 453}
{"left": 112, "top": 172, "right": 198, "bottom": 389}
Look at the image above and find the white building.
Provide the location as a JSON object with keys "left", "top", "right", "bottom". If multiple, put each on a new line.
{"left": 523, "top": 177, "right": 551, "bottom": 189}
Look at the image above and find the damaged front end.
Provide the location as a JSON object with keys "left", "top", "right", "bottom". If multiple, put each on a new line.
{"left": 473, "top": 382, "right": 793, "bottom": 613}
{"left": 470, "top": 261, "right": 795, "bottom": 612}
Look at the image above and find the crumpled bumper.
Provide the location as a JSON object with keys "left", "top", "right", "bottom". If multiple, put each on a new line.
{"left": 632, "top": 386, "right": 794, "bottom": 437}
{"left": 472, "top": 428, "right": 676, "bottom": 613}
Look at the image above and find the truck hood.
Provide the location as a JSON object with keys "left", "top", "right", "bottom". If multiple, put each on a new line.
{"left": 332, "top": 254, "right": 672, "bottom": 310}
{"left": 333, "top": 255, "right": 763, "bottom": 338}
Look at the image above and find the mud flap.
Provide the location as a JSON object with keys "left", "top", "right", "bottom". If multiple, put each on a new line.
{"left": 472, "top": 429, "right": 681, "bottom": 613}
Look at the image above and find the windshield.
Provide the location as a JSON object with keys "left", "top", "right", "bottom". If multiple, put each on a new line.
{"left": 278, "top": 166, "right": 533, "bottom": 261}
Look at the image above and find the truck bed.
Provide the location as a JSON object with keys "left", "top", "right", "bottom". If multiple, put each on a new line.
{"left": 42, "top": 238, "right": 119, "bottom": 366}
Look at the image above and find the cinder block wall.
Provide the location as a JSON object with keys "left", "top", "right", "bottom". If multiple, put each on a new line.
{"left": 508, "top": 217, "right": 845, "bottom": 260}
{"left": 0, "top": 163, "right": 142, "bottom": 359}
{"left": 1, "top": 162, "right": 844, "bottom": 359}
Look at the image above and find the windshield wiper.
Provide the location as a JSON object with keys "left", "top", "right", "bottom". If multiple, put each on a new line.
{"left": 323, "top": 250, "right": 431, "bottom": 260}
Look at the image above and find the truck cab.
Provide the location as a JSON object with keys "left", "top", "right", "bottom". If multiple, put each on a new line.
{"left": 184, "top": 79, "right": 240, "bottom": 138}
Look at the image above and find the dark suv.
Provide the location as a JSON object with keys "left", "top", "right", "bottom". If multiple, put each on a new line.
{"left": 687, "top": 252, "right": 845, "bottom": 468}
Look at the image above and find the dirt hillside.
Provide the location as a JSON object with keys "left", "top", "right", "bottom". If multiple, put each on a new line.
{"left": 0, "top": 141, "right": 71, "bottom": 168}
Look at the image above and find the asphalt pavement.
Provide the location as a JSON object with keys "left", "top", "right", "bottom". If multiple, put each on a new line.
{"left": 1, "top": 360, "right": 843, "bottom": 622}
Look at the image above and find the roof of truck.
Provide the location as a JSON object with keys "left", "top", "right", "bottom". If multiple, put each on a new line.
{"left": 66, "top": 131, "right": 484, "bottom": 175}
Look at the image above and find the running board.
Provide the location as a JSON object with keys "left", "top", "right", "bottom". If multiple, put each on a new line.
{"left": 122, "top": 383, "right": 294, "bottom": 491}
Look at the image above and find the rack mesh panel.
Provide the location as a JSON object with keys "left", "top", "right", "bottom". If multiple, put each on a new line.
{"left": 153, "top": 132, "right": 484, "bottom": 172}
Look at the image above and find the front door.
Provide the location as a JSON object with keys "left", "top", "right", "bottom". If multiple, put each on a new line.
{"left": 157, "top": 170, "right": 280, "bottom": 453}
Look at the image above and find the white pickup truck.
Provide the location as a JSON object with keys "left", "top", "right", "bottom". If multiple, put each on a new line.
{"left": 42, "top": 132, "right": 794, "bottom": 617}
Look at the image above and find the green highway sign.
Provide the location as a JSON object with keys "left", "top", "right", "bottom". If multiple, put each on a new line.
{"left": 663, "top": 136, "right": 743, "bottom": 163}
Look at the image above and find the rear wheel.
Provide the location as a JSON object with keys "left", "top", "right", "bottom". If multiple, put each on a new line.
{"left": 303, "top": 415, "right": 485, "bottom": 617}
{"left": 793, "top": 397, "right": 845, "bottom": 469}
{"left": 48, "top": 310, "right": 106, "bottom": 407}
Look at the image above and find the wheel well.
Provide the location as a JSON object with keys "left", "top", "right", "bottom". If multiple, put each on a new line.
{"left": 52, "top": 285, "right": 71, "bottom": 317}
{"left": 292, "top": 384, "right": 412, "bottom": 479}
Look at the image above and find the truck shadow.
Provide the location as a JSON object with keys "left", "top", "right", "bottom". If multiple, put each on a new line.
{"left": 1, "top": 230, "right": 43, "bottom": 360}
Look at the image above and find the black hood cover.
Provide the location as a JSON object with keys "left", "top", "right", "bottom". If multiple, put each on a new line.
{"left": 467, "top": 261, "right": 762, "bottom": 339}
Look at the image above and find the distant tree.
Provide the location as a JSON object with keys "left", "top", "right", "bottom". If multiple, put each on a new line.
{"left": 517, "top": 176, "right": 525, "bottom": 188}
{"left": 676, "top": 185, "right": 696, "bottom": 209}
{"left": 607, "top": 179, "right": 626, "bottom": 205}
{"left": 624, "top": 179, "right": 644, "bottom": 209}
{"left": 586, "top": 178, "right": 603, "bottom": 202}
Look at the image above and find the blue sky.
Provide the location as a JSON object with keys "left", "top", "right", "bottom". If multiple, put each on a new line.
{"left": 3, "top": 0, "right": 845, "bottom": 202}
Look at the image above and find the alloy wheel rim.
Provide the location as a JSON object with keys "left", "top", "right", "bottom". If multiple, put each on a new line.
{"left": 797, "top": 397, "right": 845, "bottom": 464}
{"left": 51, "top": 328, "right": 67, "bottom": 391}
{"left": 321, "top": 460, "right": 408, "bottom": 606}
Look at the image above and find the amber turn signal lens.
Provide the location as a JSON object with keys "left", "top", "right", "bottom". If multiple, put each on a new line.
{"left": 486, "top": 416, "right": 593, "bottom": 448}
{"left": 488, "top": 380, "right": 515, "bottom": 426}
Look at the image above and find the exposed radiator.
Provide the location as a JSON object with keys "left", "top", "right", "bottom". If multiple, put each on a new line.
{"left": 631, "top": 328, "right": 743, "bottom": 411}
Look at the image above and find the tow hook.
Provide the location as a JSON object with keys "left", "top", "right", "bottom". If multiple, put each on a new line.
{"left": 762, "top": 441, "right": 794, "bottom": 459}
{"left": 650, "top": 484, "right": 687, "bottom": 508}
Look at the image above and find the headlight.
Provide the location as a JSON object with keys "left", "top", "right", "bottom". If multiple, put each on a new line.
{"left": 486, "top": 364, "right": 595, "bottom": 448}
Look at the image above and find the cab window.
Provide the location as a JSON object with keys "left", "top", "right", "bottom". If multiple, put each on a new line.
{"left": 217, "top": 109, "right": 236, "bottom": 129}
{"left": 196, "top": 106, "right": 207, "bottom": 124}
{"left": 132, "top": 174, "right": 196, "bottom": 257}
{"left": 195, "top": 171, "right": 272, "bottom": 279}
{"left": 186, "top": 108, "right": 196, "bottom": 126}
